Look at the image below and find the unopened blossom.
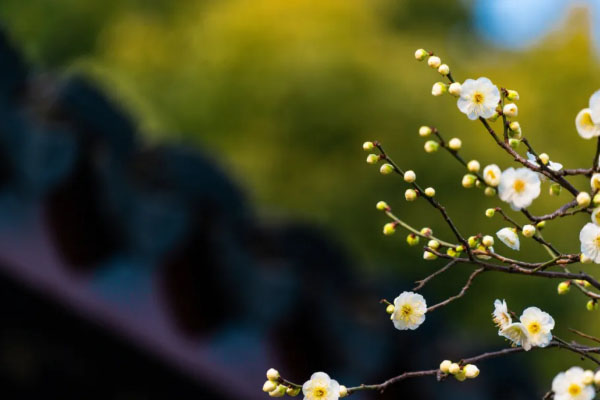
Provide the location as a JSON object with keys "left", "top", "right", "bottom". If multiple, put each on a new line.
{"left": 498, "top": 167, "right": 541, "bottom": 210}
{"left": 302, "top": 372, "right": 340, "bottom": 400}
{"left": 591, "top": 173, "right": 600, "bottom": 191}
{"left": 500, "top": 322, "right": 532, "bottom": 351}
{"left": 448, "top": 82, "right": 462, "bottom": 97}
{"left": 575, "top": 89, "right": 600, "bottom": 139}
{"left": 519, "top": 307, "right": 554, "bottom": 348}
{"left": 580, "top": 223, "right": 600, "bottom": 263}
{"left": 391, "top": 292, "right": 427, "bottom": 330}
{"left": 492, "top": 299, "right": 512, "bottom": 329}
{"left": 457, "top": 77, "right": 501, "bottom": 120}
{"left": 483, "top": 164, "right": 502, "bottom": 187}
{"left": 496, "top": 227, "right": 520, "bottom": 250}
{"left": 503, "top": 103, "right": 518, "bottom": 117}
{"left": 552, "top": 367, "right": 595, "bottom": 400}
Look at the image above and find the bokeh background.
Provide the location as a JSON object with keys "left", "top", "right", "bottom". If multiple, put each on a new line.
{"left": 0, "top": 0, "right": 599, "bottom": 398}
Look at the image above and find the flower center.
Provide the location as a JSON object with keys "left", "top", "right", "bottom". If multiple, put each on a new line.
{"left": 513, "top": 179, "right": 526, "bottom": 193}
{"left": 527, "top": 322, "right": 540, "bottom": 334}
{"left": 473, "top": 92, "right": 484, "bottom": 104}
{"left": 401, "top": 304, "right": 413, "bottom": 318}
{"left": 568, "top": 383, "right": 581, "bottom": 396}
{"left": 313, "top": 387, "right": 327, "bottom": 398}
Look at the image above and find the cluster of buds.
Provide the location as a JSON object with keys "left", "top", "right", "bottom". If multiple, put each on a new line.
{"left": 439, "top": 360, "right": 479, "bottom": 381}
{"left": 262, "top": 369, "right": 301, "bottom": 397}
{"left": 415, "top": 49, "right": 461, "bottom": 98}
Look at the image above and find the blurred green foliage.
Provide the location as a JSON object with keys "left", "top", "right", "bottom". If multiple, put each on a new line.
{"left": 2, "top": 0, "right": 600, "bottom": 386}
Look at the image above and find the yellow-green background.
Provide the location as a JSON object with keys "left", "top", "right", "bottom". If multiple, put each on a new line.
{"left": 2, "top": 0, "right": 599, "bottom": 388}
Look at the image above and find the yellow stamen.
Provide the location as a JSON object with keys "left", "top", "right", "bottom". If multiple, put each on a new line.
{"left": 527, "top": 322, "right": 540, "bottom": 335}
{"left": 513, "top": 179, "right": 525, "bottom": 193}
{"left": 473, "top": 92, "right": 484, "bottom": 104}
{"left": 568, "top": 383, "right": 581, "bottom": 395}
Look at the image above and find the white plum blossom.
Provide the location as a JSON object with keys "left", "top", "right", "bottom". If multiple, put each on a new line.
{"left": 500, "top": 322, "right": 532, "bottom": 351}
{"left": 496, "top": 227, "right": 520, "bottom": 250}
{"left": 526, "top": 152, "right": 563, "bottom": 172}
{"left": 457, "top": 77, "right": 501, "bottom": 120}
{"left": 302, "top": 372, "right": 340, "bottom": 400}
{"left": 492, "top": 299, "right": 512, "bottom": 329}
{"left": 576, "top": 90, "right": 600, "bottom": 139}
{"left": 519, "top": 307, "right": 554, "bottom": 348}
{"left": 498, "top": 167, "right": 541, "bottom": 210}
{"left": 552, "top": 367, "right": 595, "bottom": 400}
{"left": 483, "top": 164, "right": 502, "bottom": 187}
{"left": 579, "top": 223, "right": 600, "bottom": 263}
{"left": 391, "top": 292, "right": 427, "bottom": 331}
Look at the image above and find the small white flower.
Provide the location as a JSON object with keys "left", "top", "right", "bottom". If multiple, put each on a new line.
{"left": 483, "top": 164, "right": 502, "bottom": 187}
{"left": 580, "top": 223, "right": 600, "bottom": 263}
{"left": 503, "top": 103, "right": 518, "bottom": 117}
{"left": 498, "top": 167, "right": 541, "bottom": 210}
{"left": 302, "top": 372, "right": 340, "bottom": 400}
{"left": 552, "top": 367, "right": 595, "bottom": 400}
{"left": 500, "top": 322, "right": 532, "bottom": 351}
{"left": 457, "top": 77, "right": 500, "bottom": 120}
{"left": 519, "top": 307, "right": 554, "bottom": 348}
{"left": 448, "top": 82, "right": 462, "bottom": 97}
{"left": 496, "top": 227, "right": 520, "bottom": 250}
{"left": 391, "top": 292, "right": 427, "bottom": 330}
{"left": 492, "top": 299, "right": 512, "bottom": 329}
{"left": 526, "top": 152, "right": 563, "bottom": 172}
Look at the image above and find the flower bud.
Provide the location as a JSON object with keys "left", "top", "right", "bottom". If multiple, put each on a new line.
{"left": 427, "top": 239, "right": 440, "bottom": 250}
{"left": 484, "top": 187, "right": 497, "bottom": 197}
{"left": 405, "top": 189, "right": 418, "bottom": 201}
{"left": 549, "top": 183, "right": 561, "bottom": 196}
{"left": 468, "top": 236, "right": 479, "bottom": 248}
{"left": 427, "top": 55, "right": 441, "bottom": 68}
{"left": 509, "top": 121, "right": 521, "bottom": 132}
{"left": 455, "top": 245, "right": 464, "bottom": 253}
{"left": 287, "top": 387, "right": 301, "bottom": 397}
{"left": 448, "top": 82, "right": 462, "bottom": 97}
{"left": 431, "top": 82, "right": 447, "bottom": 96}
{"left": 339, "top": 386, "right": 348, "bottom": 398}
{"left": 467, "top": 160, "right": 480, "bottom": 173}
{"left": 576, "top": 280, "right": 592, "bottom": 288}
{"left": 424, "top": 187, "right": 436, "bottom": 197}
{"left": 263, "top": 381, "right": 278, "bottom": 392}
{"left": 462, "top": 174, "right": 476, "bottom": 188}
{"left": 407, "top": 234, "right": 420, "bottom": 246}
{"left": 419, "top": 126, "right": 432, "bottom": 137}
{"left": 594, "top": 193, "right": 600, "bottom": 206}
{"left": 583, "top": 370, "right": 595, "bottom": 385}
{"left": 269, "top": 385, "right": 287, "bottom": 397}
{"left": 581, "top": 253, "right": 593, "bottom": 264}
{"left": 509, "top": 138, "right": 520, "bottom": 149}
{"left": 502, "top": 103, "right": 518, "bottom": 118}
{"left": 440, "top": 360, "right": 452, "bottom": 373}
{"left": 404, "top": 170, "right": 416, "bottom": 183}
{"left": 448, "top": 138, "right": 462, "bottom": 150}
{"left": 488, "top": 112, "right": 500, "bottom": 122}
{"left": 454, "top": 370, "right": 467, "bottom": 382}
{"left": 591, "top": 173, "right": 600, "bottom": 191}
{"left": 366, "top": 154, "right": 380, "bottom": 164}
{"left": 438, "top": 64, "right": 450, "bottom": 76}
{"left": 362, "top": 141, "right": 374, "bottom": 151}
{"left": 421, "top": 227, "right": 433, "bottom": 236}
{"left": 538, "top": 153, "right": 549, "bottom": 165}
{"left": 446, "top": 248, "right": 457, "bottom": 257}
{"left": 577, "top": 192, "right": 592, "bottom": 207}
{"left": 424, "top": 140, "right": 439, "bottom": 153}
{"left": 594, "top": 370, "right": 600, "bottom": 386}
{"left": 557, "top": 281, "right": 570, "bottom": 295}
{"left": 267, "top": 368, "right": 280, "bottom": 381}
{"left": 536, "top": 221, "right": 546, "bottom": 229}
{"left": 482, "top": 235, "right": 494, "bottom": 247}
{"left": 587, "top": 300, "right": 598, "bottom": 311}
{"left": 414, "top": 48, "right": 428, "bottom": 61}
{"left": 386, "top": 304, "right": 395, "bottom": 314}
{"left": 448, "top": 363, "right": 461, "bottom": 375}
{"left": 383, "top": 222, "right": 396, "bottom": 235}
{"left": 464, "top": 364, "right": 480, "bottom": 379}
{"left": 376, "top": 201, "right": 389, "bottom": 211}
{"left": 476, "top": 245, "right": 492, "bottom": 259}
{"left": 522, "top": 224, "right": 536, "bottom": 238}
{"left": 506, "top": 90, "right": 520, "bottom": 101}
{"left": 380, "top": 163, "right": 394, "bottom": 175}
{"left": 485, "top": 208, "right": 495, "bottom": 218}
{"left": 423, "top": 251, "right": 437, "bottom": 260}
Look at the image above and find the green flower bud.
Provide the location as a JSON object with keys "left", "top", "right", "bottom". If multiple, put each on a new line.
{"left": 587, "top": 300, "right": 598, "bottom": 311}
{"left": 549, "top": 183, "right": 561, "bottom": 196}
{"left": 509, "top": 138, "right": 520, "bottom": 149}
{"left": 376, "top": 201, "right": 389, "bottom": 211}
{"left": 383, "top": 222, "right": 397, "bottom": 235}
{"left": 406, "top": 233, "right": 420, "bottom": 246}
{"left": 386, "top": 304, "right": 395, "bottom": 314}
{"left": 366, "top": 154, "right": 380, "bottom": 164}
{"left": 380, "top": 163, "right": 394, "bottom": 175}
{"left": 557, "top": 281, "right": 570, "bottom": 295}
{"left": 424, "top": 140, "right": 439, "bottom": 153}
{"left": 414, "top": 48, "right": 428, "bottom": 61}
{"left": 484, "top": 187, "right": 497, "bottom": 197}
{"left": 485, "top": 208, "right": 495, "bottom": 218}
{"left": 362, "top": 141, "right": 374, "bottom": 151}
{"left": 419, "top": 126, "right": 432, "bottom": 137}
